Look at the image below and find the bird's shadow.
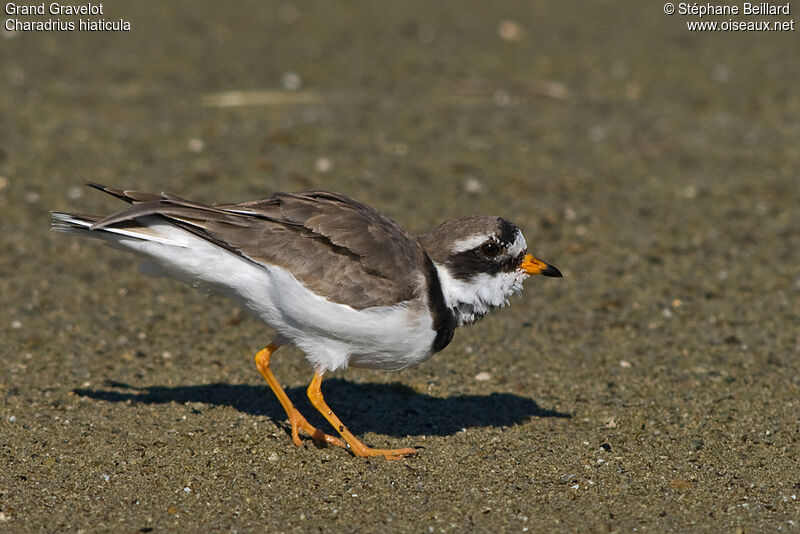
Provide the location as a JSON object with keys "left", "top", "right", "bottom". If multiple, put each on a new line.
{"left": 73, "top": 379, "right": 570, "bottom": 438}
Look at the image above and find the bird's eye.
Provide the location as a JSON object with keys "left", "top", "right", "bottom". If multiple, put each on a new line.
{"left": 480, "top": 242, "right": 501, "bottom": 257}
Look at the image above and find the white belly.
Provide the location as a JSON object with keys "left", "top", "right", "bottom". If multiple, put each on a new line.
{"left": 111, "top": 218, "right": 438, "bottom": 372}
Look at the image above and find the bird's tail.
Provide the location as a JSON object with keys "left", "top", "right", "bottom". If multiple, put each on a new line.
{"left": 50, "top": 211, "right": 108, "bottom": 239}
{"left": 50, "top": 211, "right": 182, "bottom": 246}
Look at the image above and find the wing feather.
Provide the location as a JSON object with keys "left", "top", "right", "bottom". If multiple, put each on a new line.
{"left": 88, "top": 186, "right": 428, "bottom": 309}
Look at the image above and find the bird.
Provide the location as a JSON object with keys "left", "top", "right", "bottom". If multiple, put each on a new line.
{"left": 51, "top": 183, "right": 561, "bottom": 459}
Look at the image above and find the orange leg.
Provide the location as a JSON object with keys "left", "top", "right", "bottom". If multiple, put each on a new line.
{"left": 307, "top": 372, "right": 418, "bottom": 460}
{"left": 254, "top": 343, "right": 346, "bottom": 449}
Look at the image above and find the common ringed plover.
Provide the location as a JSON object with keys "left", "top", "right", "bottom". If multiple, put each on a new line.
{"left": 52, "top": 184, "right": 561, "bottom": 459}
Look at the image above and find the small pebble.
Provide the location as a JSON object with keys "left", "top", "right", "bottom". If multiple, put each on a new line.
{"left": 187, "top": 138, "right": 205, "bottom": 153}
{"left": 474, "top": 371, "right": 491, "bottom": 381}
{"left": 464, "top": 178, "right": 483, "bottom": 194}
{"left": 281, "top": 71, "right": 302, "bottom": 91}
{"left": 493, "top": 90, "right": 510, "bottom": 107}
{"left": 625, "top": 82, "right": 641, "bottom": 101}
{"left": 497, "top": 20, "right": 523, "bottom": 42}
{"left": 393, "top": 142, "right": 409, "bottom": 156}
{"left": 710, "top": 64, "right": 731, "bottom": 83}
{"left": 588, "top": 126, "right": 606, "bottom": 142}
{"left": 315, "top": 157, "right": 332, "bottom": 173}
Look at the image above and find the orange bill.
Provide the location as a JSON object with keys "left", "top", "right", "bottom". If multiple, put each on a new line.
{"left": 519, "top": 254, "right": 562, "bottom": 277}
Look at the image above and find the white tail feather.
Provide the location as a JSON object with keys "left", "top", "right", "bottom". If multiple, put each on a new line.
{"left": 50, "top": 212, "right": 182, "bottom": 246}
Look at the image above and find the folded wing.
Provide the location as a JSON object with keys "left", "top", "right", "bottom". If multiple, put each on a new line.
{"left": 88, "top": 185, "right": 428, "bottom": 309}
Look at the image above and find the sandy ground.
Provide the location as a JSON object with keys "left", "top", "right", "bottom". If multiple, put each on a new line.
{"left": 1, "top": 1, "right": 799, "bottom": 532}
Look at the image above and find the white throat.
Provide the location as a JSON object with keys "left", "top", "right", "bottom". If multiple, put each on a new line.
{"left": 433, "top": 262, "right": 527, "bottom": 326}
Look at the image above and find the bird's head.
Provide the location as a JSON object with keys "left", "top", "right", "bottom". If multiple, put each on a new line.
{"left": 419, "top": 216, "right": 560, "bottom": 326}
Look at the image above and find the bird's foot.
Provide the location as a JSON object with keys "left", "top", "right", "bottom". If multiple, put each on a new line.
{"left": 346, "top": 442, "right": 419, "bottom": 460}
{"left": 287, "top": 410, "right": 347, "bottom": 449}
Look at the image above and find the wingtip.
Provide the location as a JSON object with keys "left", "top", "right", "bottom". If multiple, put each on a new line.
{"left": 84, "top": 182, "right": 142, "bottom": 204}
{"left": 85, "top": 181, "right": 108, "bottom": 191}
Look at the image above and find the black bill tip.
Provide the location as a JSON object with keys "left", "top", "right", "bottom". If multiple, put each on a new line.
{"left": 542, "top": 264, "right": 562, "bottom": 278}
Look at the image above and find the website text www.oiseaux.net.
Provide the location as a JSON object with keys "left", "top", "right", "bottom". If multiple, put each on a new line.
{"left": 666, "top": 2, "right": 796, "bottom": 31}
{"left": 686, "top": 18, "right": 795, "bottom": 30}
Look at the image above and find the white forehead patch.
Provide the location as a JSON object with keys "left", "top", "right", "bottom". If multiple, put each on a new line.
{"left": 507, "top": 229, "right": 527, "bottom": 257}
